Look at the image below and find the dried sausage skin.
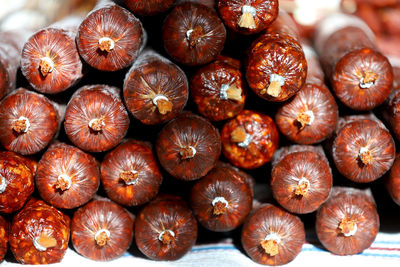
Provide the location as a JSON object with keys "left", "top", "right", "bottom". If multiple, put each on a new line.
{"left": 314, "top": 14, "right": 393, "bottom": 110}
{"left": 190, "top": 56, "right": 246, "bottom": 121}
{"left": 76, "top": 1, "right": 146, "bottom": 71}
{"left": 123, "top": 50, "right": 188, "bottom": 125}
{"left": 218, "top": 0, "right": 279, "bottom": 35}
{"left": 162, "top": 2, "right": 226, "bottom": 66}
{"left": 316, "top": 187, "right": 379, "bottom": 255}
{"left": 275, "top": 44, "right": 338, "bottom": 144}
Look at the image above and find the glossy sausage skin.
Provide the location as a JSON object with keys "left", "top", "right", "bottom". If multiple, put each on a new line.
{"left": 0, "top": 151, "right": 36, "bottom": 213}
{"left": 0, "top": 31, "right": 29, "bottom": 99}
{"left": 123, "top": 50, "right": 188, "bottom": 125}
{"left": 162, "top": 2, "right": 226, "bottom": 66}
{"left": 386, "top": 154, "right": 400, "bottom": 206}
{"left": 9, "top": 198, "right": 70, "bottom": 264}
{"left": 316, "top": 187, "right": 379, "bottom": 255}
{"left": 176, "top": 0, "right": 216, "bottom": 8}
{"left": 191, "top": 56, "right": 246, "bottom": 121}
{"left": 218, "top": 0, "right": 279, "bottom": 35}
{"left": 382, "top": 68, "right": 400, "bottom": 141}
{"left": 0, "top": 216, "right": 8, "bottom": 262}
{"left": 314, "top": 14, "right": 393, "bottom": 111}
{"left": 221, "top": 110, "right": 279, "bottom": 169}
{"left": 246, "top": 12, "right": 307, "bottom": 102}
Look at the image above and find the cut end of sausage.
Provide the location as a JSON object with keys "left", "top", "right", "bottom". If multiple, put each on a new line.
{"left": 55, "top": 174, "right": 72, "bottom": 191}
{"left": 296, "top": 110, "right": 315, "bottom": 130}
{"left": 338, "top": 218, "right": 357, "bottom": 237}
{"left": 212, "top": 196, "right": 229, "bottom": 215}
{"left": 12, "top": 116, "right": 30, "bottom": 134}
{"left": 98, "top": 37, "right": 115, "bottom": 53}
{"left": 220, "top": 84, "right": 242, "bottom": 101}
{"left": 33, "top": 234, "right": 57, "bottom": 251}
{"left": 261, "top": 232, "right": 281, "bottom": 257}
{"left": 187, "top": 25, "right": 205, "bottom": 48}
{"left": 359, "top": 72, "right": 378, "bottom": 89}
{"left": 95, "top": 229, "right": 111, "bottom": 247}
{"left": 119, "top": 170, "right": 139, "bottom": 185}
{"left": 230, "top": 127, "right": 247, "bottom": 143}
{"left": 39, "top": 57, "right": 55, "bottom": 77}
{"left": 158, "top": 230, "right": 175, "bottom": 245}
{"left": 294, "top": 177, "right": 310, "bottom": 196}
{"left": 265, "top": 81, "right": 282, "bottom": 97}
{"left": 359, "top": 146, "right": 373, "bottom": 165}
{"left": 238, "top": 6, "right": 257, "bottom": 29}
{"left": 88, "top": 118, "right": 105, "bottom": 132}
{"left": 153, "top": 95, "right": 173, "bottom": 115}
{"left": 180, "top": 145, "right": 197, "bottom": 160}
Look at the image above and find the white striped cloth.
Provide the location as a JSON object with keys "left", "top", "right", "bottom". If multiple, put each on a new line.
{"left": 3, "top": 233, "right": 400, "bottom": 266}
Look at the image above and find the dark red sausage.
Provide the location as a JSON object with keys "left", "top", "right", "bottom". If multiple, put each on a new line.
{"left": 64, "top": 84, "right": 130, "bottom": 153}
{"left": 76, "top": 0, "right": 146, "bottom": 71}
{"left": 246, "top": 12, "right": 307, "bottom": 102}
{"left": 101, "top": 139, "right": 162, "bottom": 206}
{"left": 218, "top": 0, "right": 279, "bottom": 35}
{"left": 123, "top": 50, "right": 188, "bottom": 125}
{"left": 386, "top": 154, "right": 400, "bottom": 206}
{"left": 176, "top": 0, "right": 216, "bottom": 9}
{"left": 382, "top": 62, "right": 400, "bottom": 141}
{"left": 124, "top": 0, "right": 175, "bottom": 16}
{"left": 36, "top": 142, "right": 100, "bottom": 209}
{"left": 0, "top": 88, "right": 62, "bottom": 155}
{"left": 0, "top": 216, "right": 8, "bottom": 261}
{"left": 190, "top": 56, "right": 246, "bottom": 121}
{"left": 316, "top": 187, "right": 379, "bottom": 255}
{"left": 71, "top": 197, "right": 135, "bottom": 261}
{"left": 383, "top": 88, "right": 400, "bottom": 141}
{"left": 0, "top": 31, "right": 30, "bottom": 99}
{"left": 162, "top": 2, "right": 226, "bottom": 66}
{"left": 314, "top": 13, "right": 393, "bottom": 111}
{"left": 271, "top": 145, "right": 332, "bottom": 214}
{"left": 190, "top": 162, "right": 253, "bottom": 232}
{"left": 332, "top": 114, "right": 395, "bottom": 183}
{"left": 9, "top": 198, "right": 70, "bottom": 264}
{"left": 241, "top": 204, "right": 305, "bottom": 265}
{"left": 220, "top": 110, "right": 279, "bottom": 169}
{"left": 0, "top": 151, "right": 36, "bottom": 213}
{"left": 135, "top": 195, "right": 197, "bottom": 261}
{"left": 21, "top": 17, "right": 83, "bottom": 94}
{"left": 275, "top": 44, "right": 338, "bottom": 144}
{"left": 156, "top": 112, "right": 221, "bottom": 180}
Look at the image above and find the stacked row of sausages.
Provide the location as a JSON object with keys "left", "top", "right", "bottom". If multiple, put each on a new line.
{"left": 0, "top": 0, "right": 399, "bottom": 265}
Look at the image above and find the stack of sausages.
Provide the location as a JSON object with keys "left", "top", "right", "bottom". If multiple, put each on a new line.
{"left": 0, "top": 0, "right": 399, "bottom": 266}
